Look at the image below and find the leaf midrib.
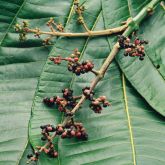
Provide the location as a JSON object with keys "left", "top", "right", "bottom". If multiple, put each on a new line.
{"left": 122, "top": 74, "right": 136, "bottom": 165}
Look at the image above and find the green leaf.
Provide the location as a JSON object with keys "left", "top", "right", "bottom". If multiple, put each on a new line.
{"left": 102, "top": 0, "right": 165, "bottom": 116}
{"left": 0, "top": 0, "right": 72, "bottom": 164}
{"left": 29, "top": 1, "right": 165, "bottom": 165}
{"left": 18, "top": 142, "right": 33, "bottom": 165}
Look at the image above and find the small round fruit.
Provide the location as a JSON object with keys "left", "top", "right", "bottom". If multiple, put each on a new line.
{"left": 67, "top": 57, "right": 73, "bottom": 62}
{"left": 99, "top": 96, "right": 106, "bottom": 101}
{"left": 92, "top": 100, "right": 100, "bottom": 105}
{"left": 126, "top": 38, "right": 130, "bottom": 43}
{"left": 41, "top": 136, "right": 46, "bottom": 141}
{"left": 27, "top": 154, "right": 33, "bottom": 159}
{"left": 132, "top": 53, "right": 136, "bottom": 56}
{"left": 139, "top": 56, "right": 144, "bottom": 61}
{"left": 134, "top": 39, "right": 140, "bottom": 45}
{"left": 125, "top": 48, "right": 132, "bottom": 53}
{"left": 71, "top": 130, "right": 76, "bottom": 136}
{"left": 58, "top": 126, "right": 63, "bottom": 132}
{"left": 76, "top": 132, "right": 81, "bottom": 138}
{"left": 53, "top": 151, "right": 58, "bottom": 158}
{"left": 61, "top": 132, "right": 67, "bottom": 138}
{"left": 49, "top": 97, "right": 54, "bottom": 103}
{"left": 47, "top": 126, "right": 53, "bottom": 131}
{"left": 74, "top": 57, "right": 79, "bottom": 62}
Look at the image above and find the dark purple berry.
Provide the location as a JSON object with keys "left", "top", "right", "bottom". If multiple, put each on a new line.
{"left": 41, "top": 136, "right": 47, "bottom": 141}
{"left": 27, "top": 154, "right": 33, "bottom": 159}
{"left": 139, "top": 56, "right": 144, "bottom": 61}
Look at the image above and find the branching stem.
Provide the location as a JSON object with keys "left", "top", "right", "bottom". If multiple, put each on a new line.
{"left": 61, "top": 0, "right": 162, "bottom": 127}
{"left": 26, "top": 24, "right": 128, "bottom": 37}
{"left": 34, "top": 0, "right": 161, "bottom": 157}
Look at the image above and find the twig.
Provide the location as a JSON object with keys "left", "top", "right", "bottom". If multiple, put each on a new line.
{"left": 160, "top": 1, "right": 165, "bottom": 10}
{"left": 74, "top": 0, "right": 91, "bottom": 33}
{"left": 26, "top": 24, "right": 128, "bottom": 37}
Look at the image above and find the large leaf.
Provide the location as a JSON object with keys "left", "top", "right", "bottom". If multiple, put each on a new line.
{"left": 29, "top": 1, "right": 165, "bottom": 164}
{"left": 102, "top": 0, "right": 165, "bottom": 116}
{"left": 0, "top": 0, "right": 72, "bottom": 164}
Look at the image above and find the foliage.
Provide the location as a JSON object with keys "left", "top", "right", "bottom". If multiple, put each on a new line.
{"left": 0, "top": 0, "right": 164, "bottom": 165}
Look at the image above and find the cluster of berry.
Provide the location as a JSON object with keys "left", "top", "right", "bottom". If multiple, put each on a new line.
{"left": 49, "top": 48, "right": 80, "bottom": 65}
{"left": 68, "top": 60, "right": 94, "bottom": 76}
{"left": 118, "top": 35, "right": 148, "bottom": 60}
{"left": 41, "top": 123, "right": 88, "bottom": 141}
{"left": 40, "top": 124, "right": 56, "bottom": 141}
{"left": 27, "top": 151, "right": 40, "bottom": 162}
{"left": 49, "top": 49, "right": 94, "bottom": 76}
{"left": 43, "top": 88, "right": 78, "bottom": 113}
{"left": 90, "top": 96, "right": 111, "bottom": 113}
{"left": 82, "top": 87, "right": 95, "bottom": 100}
{"left": 38, "top": 143, "right": 58, "bottom": 158}
{"left": 61, "top": 122, "right": 88, "bottom": 140}
{"left": 39, "top": 125, "right": 58, "bottom": 157}
{"left": 82, "top": 87, "right": 111, "bottom": 113}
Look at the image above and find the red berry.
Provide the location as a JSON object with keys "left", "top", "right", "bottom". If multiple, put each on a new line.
{"left": 49, "top": 97, "right": 54, "bottom": 103}
{"left": 74, "top": 57, "right": 79, "bottom": 62}
{"left": 84, "top": 89, "right": 90, "bottom": 95}
{"left": 126, "top": 38, "right": 130, "bottom": 43}
{"left": 99, "top": 96, "right": 106, "bottom": 102}
{"left": 136, "top": 53, "right": 141, "bottom": 57}
{"left": 92, "top": 100, "right": 100, "bottom": 105}
{"left": 61, "top": 131, "right": 67, "bottom": 138}
{"left": 132, "top": 53, "right": 136, "bottom": 56}
{"left": 125, "top": 48, "right": 132, "bottom": 53}
{"left": 76, "top": 132, "right": 81, "bottom": 138}
{"left": 54, "top": 59, "right": 61, "bottom": 64}
{"left": 104, "top": 101, "right": 110, "bottom": 107}
{"left": 53, "top": 151, "right": 58, "bottom": 157}
{"left": 71, "top": 130, "right": 76, "bottom": 136}
{"left": 134, "top": 39, "right": 140, "bottom": 45}
{"left": 67, "top": 57, "right": 73, "bottom": 62}
{"left": 135, "top": 52, "right": 139, "bottom": 56}
{"left": 76, "top": 67, "right": 81, "bottom": 72}
{"left": 44, "top": 148, "right": 49, "bottom": 154}
{"left": 84, "top": 65, "right": 89, "bottom": 70}
{"left": 58, "top": 126, "right": 63, "bottom": 132}
{"left": 47, "top": 126, "right": 53, "bottom": 131}
{"left": 87, "top": 63, "right": 92, "bottom": 67}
